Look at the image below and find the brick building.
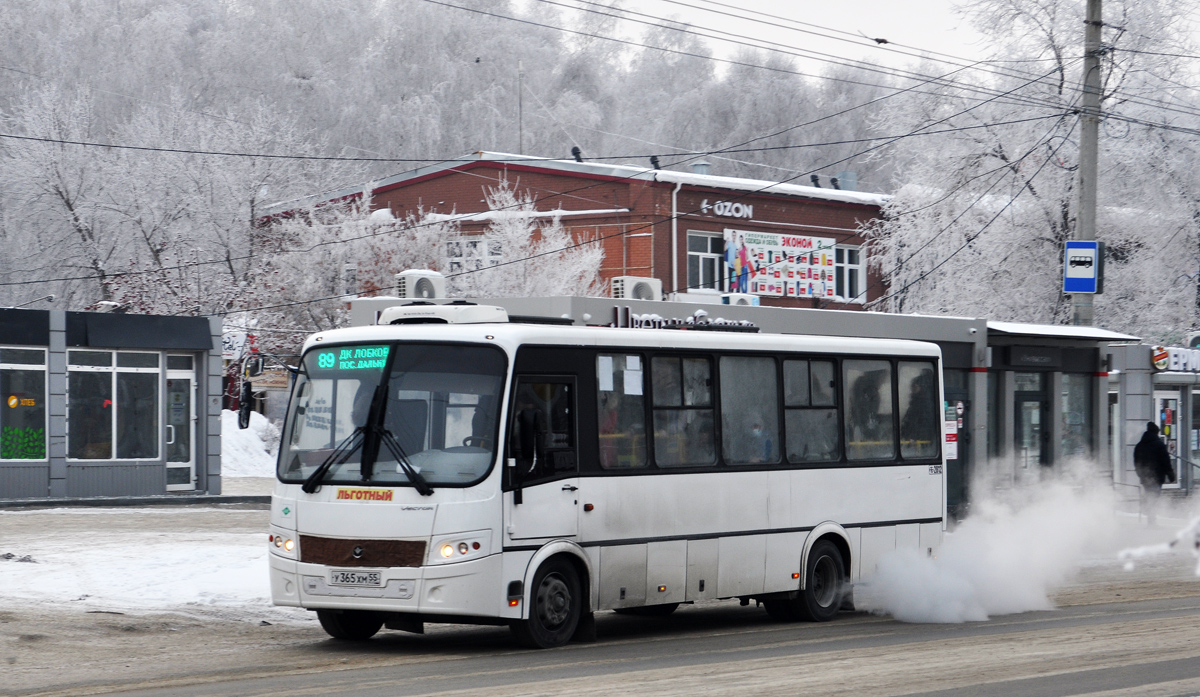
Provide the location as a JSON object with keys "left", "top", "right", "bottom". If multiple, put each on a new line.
{"left": 271, "top": 152, "right": 887, "bottom": 308}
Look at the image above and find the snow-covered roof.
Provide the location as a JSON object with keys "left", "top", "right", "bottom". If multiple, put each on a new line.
{"left": 421, "top": 207, "right": 629, "bottom": 224}
{"left": 987, "top": 320, "right": 1140, "bottom": 342}
{"left": 262, "top": 151, "right": 888, "bottom": 216}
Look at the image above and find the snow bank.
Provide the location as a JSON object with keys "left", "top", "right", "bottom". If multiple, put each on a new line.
{"left": 854, "top": 481, "right": 1119, "bottom": 623}
{"left": 0, "top": 509, "right": 310, "bottom": 623}
{"left": 220, "top": 410, "right": 279, "bottom": 477}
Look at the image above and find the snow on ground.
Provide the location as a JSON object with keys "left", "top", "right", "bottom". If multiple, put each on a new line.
{"left": 0, "top": 507, "right": 312, "bottom": 624}
{"left": 220, "top": 410, "right": 279, "bottom": 478}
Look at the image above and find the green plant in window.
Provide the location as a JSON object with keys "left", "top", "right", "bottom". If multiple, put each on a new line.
{"left": 1, "top": 426, "right": 45, "bottom": 459}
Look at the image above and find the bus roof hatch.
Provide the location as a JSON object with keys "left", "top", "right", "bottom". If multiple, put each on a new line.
{"left": 378, "top": 303, "right": 509, "bottom": 325}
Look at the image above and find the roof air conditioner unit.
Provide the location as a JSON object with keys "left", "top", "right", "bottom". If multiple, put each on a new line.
{"left": 395, "top": 270, "right": 445, "bottom": 299}
{"left": 611, "top": 276, "right": 662, "bottom": 301}
{"left": 722, "top": 293, "right": 760, "bottom": 306}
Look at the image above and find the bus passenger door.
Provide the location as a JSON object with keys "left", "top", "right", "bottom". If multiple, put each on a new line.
{"left": 505, "top": 377, "right": 579, "bottom": 541}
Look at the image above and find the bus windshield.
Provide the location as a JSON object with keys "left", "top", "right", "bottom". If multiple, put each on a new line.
{"left": 277, "top": 342, "right": 507, "bottom": 488}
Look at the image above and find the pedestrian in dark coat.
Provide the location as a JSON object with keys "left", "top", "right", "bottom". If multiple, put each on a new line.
{"left": 1133, "top": 422, "right": 1175, "bottom": 525}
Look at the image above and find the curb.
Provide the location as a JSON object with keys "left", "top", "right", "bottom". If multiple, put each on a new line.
{"left": 0, "top": 495, "right": 270, "bottom": 509}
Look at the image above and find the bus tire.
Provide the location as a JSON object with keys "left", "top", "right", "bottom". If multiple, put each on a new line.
{"left": 613, "top": 603, "right": 680, "bottom": 617}
{"left": 316, "top": 609, "right": 384, "bottom": 640}
{"left": 798, "top": 540, "right": 846, "bottom": 622}
{"left": 511, "top": 558, "right": 582, "bottom": 649}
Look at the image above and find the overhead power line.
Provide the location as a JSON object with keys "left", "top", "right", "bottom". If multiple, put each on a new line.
{"left": 0, "top": 114, "right": 1068, "bottom": 166}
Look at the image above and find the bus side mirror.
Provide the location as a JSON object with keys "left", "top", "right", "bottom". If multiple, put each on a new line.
{"left": 245, "top": 356, "right": 264, "bottom": 378}
{"left": 238, "top": 381, "right": 253, "bottom": 430}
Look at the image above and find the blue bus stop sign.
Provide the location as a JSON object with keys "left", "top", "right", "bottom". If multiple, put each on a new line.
{"left": 1063, "top": 241, "right": 1103, "bottom": 294}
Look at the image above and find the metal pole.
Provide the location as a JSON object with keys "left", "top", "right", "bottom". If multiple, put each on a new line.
{"left": 517, "top": 60, "right": 524, "bottom": 155}
{"left": 1072, "top": 0, "right": 1102, "bottom": 326}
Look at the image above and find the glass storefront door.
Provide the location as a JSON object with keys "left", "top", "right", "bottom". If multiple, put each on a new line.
{"left": 165, "top": 356, "right": 196, "bottom": 491}
{"left": 1155, "top": 391, "right": 1182, "bottom": 489}
{"left": 1014, "top": 372, "right": 1048, "bottom": 468}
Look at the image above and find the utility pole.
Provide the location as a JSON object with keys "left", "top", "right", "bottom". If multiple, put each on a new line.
{"left": 517, "top": 60, "right": 524, "bottom": 155}
{"left": 1072, "top": 0, "right": 1102, "bottom": 326}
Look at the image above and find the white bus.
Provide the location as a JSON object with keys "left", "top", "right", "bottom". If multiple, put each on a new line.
{"left": 268, "top": 304, "right": 945, "bottom": 648}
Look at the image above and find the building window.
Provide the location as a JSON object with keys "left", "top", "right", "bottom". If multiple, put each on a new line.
{"left": 835, "top": 246, "right": 866, "bottom": 303}
{"left": 687, "top": 233, "right": 725, "bottom": 292}
{"left": 445, "top": 237, "right": 502, "bottom": 273}
{"left": 67, "top": 350, "right": 160, "bottom": 460}
{"left": 1, "top": 348, "right": 47, "bottom": 461}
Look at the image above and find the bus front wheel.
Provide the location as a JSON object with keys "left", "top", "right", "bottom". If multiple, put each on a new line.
{"left": 316, "top": 609, "right": 384, "bottom": 640}
{"left": 511, "top": 558, "right": 582, "bottom": 649}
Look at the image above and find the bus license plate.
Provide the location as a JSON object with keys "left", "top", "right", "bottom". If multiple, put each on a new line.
{"left": 329, "top": 570, "right": 382, "bottom": 587}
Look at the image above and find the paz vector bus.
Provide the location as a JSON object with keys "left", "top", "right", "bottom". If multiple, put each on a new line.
{"left": 266, "top": 302, "right": 946, "bottom": 648}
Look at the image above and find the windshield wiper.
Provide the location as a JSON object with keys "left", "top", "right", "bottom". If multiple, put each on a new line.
{"left": 378, "top": 428, "right": 434, "bottom": 496}
{"left": 300, "top": 427, "right": 365, "bottom": 494}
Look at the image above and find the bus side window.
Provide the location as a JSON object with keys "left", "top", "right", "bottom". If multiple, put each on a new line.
{"left": 720, "top": 356, "right": 780, "bottom": 465}
{"left": 651, "top": 356, "right": 716, "bottom": 468}
{"left": 597, "top": 354, "right": 647, "bottom": 469}
{"left": 843, "top": 359, "right": 896, "bottom": 461}
{"left": 510, "top": 379, "right": 577, "bottom": 480}
{"left": 784, "top": 359, "right": 840, "bottom": 463}
{"left": 898, "top": 361, "right": 939, "bottom": 459}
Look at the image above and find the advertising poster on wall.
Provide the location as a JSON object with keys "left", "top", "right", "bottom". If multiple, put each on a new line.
{"left": 724, "top": 229, "right": 837, "bottom": 298}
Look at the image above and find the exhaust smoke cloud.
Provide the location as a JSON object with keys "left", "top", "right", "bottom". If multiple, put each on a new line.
{"left": 854, "top": 480, "right": 1119, "bottom": 623}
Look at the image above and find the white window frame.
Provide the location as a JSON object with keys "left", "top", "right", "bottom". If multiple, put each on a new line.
{"left": 66, "top": 350, "right": 163, "bottom": 462}
{"left": 834, "top": 245, "right": 867, "bottom": 304}
{"left": 0, "top": 347, "right": 49, "bottom": 462}
{"left": 686, "top": 231, "right": 726, "bottom": 293}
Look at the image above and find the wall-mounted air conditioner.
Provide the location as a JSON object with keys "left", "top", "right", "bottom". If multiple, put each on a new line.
{"left": 611, "top": 276, "right": 663, "bottom": 301}
{"left": 722, "top": 293, "right": 760, "bottom": 306}
{"left": 395, "top": 269, "right": 445, "bottom": 299}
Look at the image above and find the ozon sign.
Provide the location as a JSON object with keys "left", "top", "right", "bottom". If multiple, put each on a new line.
{"left": 701, "top": 199, "right": 753, "bottom": 219}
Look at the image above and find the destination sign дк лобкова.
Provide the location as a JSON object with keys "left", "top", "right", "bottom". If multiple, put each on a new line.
{"left": 315, "top": 345, "right": 390, "bottom": 371}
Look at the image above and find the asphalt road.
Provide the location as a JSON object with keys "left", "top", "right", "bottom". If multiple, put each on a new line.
{"left": 95, "top": 594, "right": 1200, "bottom": 697}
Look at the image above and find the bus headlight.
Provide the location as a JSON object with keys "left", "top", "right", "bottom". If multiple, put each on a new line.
{"left": 270, "top": 527, "right": 299, "bottom": 560}
{"left": 428, "top": 532, "right": 489, "bottom": 565}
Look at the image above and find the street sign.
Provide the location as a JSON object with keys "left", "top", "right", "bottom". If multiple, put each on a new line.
{"left": 1063, "top": 241, "right": 1104, "bottom": 294}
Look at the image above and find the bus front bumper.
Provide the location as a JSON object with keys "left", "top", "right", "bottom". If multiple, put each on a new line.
{"left": 270, "top": 552, "right": 514, "bottom": 619}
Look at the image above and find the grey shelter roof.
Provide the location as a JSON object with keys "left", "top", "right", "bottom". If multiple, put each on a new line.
{"left": 987, "top": 320, "right": 1140, "bottom": 342}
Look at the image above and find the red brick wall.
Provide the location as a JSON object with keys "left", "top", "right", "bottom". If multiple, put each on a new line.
{"left": 362, "top": 163, "right": 883, "bottom": 308}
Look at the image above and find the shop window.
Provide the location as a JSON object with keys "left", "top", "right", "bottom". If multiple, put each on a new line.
{"left": 687, "top": 233, "right": 725, "bottom": 292}
{"left": 0, "top": 348, "right": 47, "bottom": 460}
{"left": 1061, "top": 373, "right": 1092, "bottom": 459}
{"left": 835, "top": 246, "right": 866, "bottom": 303}
{"left": 898, "top": 361, "right": 939, "bottom": 459}
{"left": 783, "top": 359, "right": 839, "bottom": 462}
{"left": 720, "top": 356, "right": 780, "bottom": 465}
{"left": 651, "top": 356, "right": 715, "bottom": 467}
{"left": 67, "top": 350, "right": 160, "bottom": 460}
{"left": 843, "top": 359, "right": 895, "bottom": 460}
{"left": 597, "top": 354, "right": 647, "bottom": 469}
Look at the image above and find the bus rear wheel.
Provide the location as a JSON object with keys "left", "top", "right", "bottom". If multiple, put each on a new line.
{"left": 511, "top": 558, "right": 582, "bottom": 649}
{"left": 797, "top": 540, "right": 846, "bottom": 622}
{"left": 316, "top": 609, "right": 384, "bottom": 640}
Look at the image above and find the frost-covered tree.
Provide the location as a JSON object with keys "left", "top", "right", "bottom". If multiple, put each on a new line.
{"left": 445, "top": 181, "right": 606, "bottom": 298}
{"left": 865, "top": 0, "right": 1200, "bottom": 340}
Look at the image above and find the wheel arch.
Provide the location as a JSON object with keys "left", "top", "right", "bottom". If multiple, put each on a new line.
{"left": 521, "top": 541, "right": 592, "bottom": 619}
{"left": 800, "top": 523, "right": 852, "bottom": 590}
